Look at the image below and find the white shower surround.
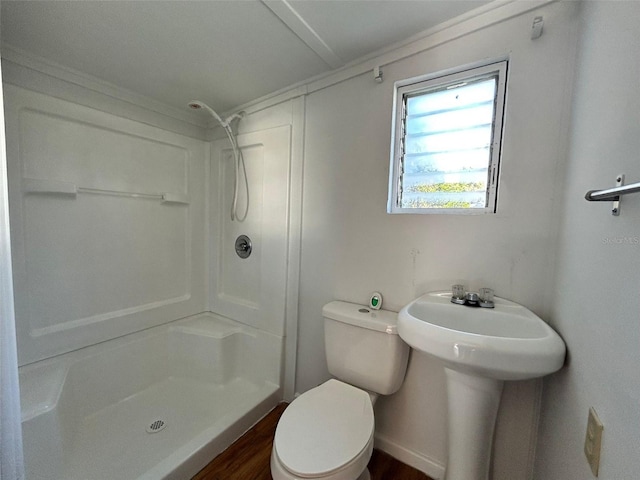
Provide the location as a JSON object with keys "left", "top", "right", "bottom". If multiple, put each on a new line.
{"left": 2, "top": 62, "right": 299, "bottom": 479}
{"left": 19, "top": 312, "right": 282, "bottom": 480}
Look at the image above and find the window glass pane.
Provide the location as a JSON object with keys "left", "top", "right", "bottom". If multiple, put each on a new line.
{"left": 404, "top": 125, "right": 493, "bottom": 155}
{"left": 402, "top": 169, "right": 487, "bottom": 209}
{"left": 403, "top": 150, "right": 489, "bottom": 175}
{"left": 389, "top": 62, "right": 506, "bottom": 213}
{"left": 406, "top": 103, "right": 494, "bottom": 135}
{"left": 396, "top": 72, "right": 501, "bottom": 211}
{"left": 406, "top": 78, "right": 497, "bottom": 115}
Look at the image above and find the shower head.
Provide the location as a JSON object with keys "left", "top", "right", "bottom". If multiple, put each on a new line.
{"left": 188, "top": 99, "right": 225, "bottom": 126}
{"left": 188, "top": 100, "right": 245, "bottom": 128}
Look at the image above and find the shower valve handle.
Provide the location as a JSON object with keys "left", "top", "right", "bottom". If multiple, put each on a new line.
{"left": 235, "top": 235, "right": 252, "bottom": 259}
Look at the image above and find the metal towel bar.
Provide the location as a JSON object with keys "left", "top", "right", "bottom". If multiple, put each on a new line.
{"left": 585, "top": 174, "right": 639, "bottom": 216}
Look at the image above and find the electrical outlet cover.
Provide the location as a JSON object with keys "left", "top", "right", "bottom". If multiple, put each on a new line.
{"left": 584, "top": 407, "right": 604, "bottom": 476}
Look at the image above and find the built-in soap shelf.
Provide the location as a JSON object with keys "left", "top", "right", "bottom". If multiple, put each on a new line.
{"left": 22, "top": 178, "right": 189, "bottom": 205}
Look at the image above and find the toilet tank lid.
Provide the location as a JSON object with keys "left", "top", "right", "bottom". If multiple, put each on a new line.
{"left": 322, "top": 301, "right": 399, "bottom": 334}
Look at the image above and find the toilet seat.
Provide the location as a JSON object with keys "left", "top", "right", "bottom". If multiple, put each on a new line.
{"left": 271, "top": 438, "right": 373, "bottom": 480}
{"left": 273, "top": 379, "right": 374, "bottom": 478}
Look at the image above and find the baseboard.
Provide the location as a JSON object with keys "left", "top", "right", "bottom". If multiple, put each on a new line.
{"left": 374, "top": 433, "right": 446, "bottom": 480}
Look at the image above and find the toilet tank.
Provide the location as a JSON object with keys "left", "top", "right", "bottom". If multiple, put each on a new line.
{"left": 323, "top": 301, "right": 409, "bottom": 395}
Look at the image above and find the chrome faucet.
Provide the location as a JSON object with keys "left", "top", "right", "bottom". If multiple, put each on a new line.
{"left": 465, "top": 292, "right": 480, "bottom": 306}
{"left": 450, "top": 285, "right": 495, "bottom": 308}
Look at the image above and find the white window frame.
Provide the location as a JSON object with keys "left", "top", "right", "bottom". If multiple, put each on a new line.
{"left": 388, "top": 60, "right": 508, "bottom": 214}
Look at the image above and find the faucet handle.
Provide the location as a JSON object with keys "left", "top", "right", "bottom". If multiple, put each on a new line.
{"left": 479, "top": 288, "right": 495, "bottom": 308}
{"left": 452, "top": 284, "right": 465, "bottom": 298}
{"left": 451, "top": 284, "right": 466, "bottom": 304}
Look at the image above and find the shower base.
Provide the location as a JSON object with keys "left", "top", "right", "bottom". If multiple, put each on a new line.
{"left": 19, "top": 312, "right": 282, "bottom": 480}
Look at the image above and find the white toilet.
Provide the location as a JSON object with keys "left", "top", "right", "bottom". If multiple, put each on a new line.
{"left": 271, "top": 300, "right": 410, "bottom": 480}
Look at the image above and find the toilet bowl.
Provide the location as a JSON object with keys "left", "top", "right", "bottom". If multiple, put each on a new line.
{"left": 271, "top": 380, "right": 374, "bottom": 480}
{"left": 270, "top": 301, "right": 410, "bottom": 480}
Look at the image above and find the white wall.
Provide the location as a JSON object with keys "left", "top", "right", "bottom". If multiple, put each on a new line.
{"left": 535, "top": 2, "right": 640, "bottom": 479}
{"left": 295, "top": 2, "right": 579, "bottom": 478}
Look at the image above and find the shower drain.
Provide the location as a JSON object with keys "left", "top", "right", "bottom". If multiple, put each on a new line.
{"left": 146, "top": 419, "right": 166, "bottom": 434}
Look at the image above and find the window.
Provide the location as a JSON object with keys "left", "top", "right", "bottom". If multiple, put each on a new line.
{"left": 388, "top": 61, "right": 507, "bottom": 214}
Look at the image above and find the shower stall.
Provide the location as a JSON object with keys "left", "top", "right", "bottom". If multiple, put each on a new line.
{"left": 3, "top": 66, "right": 297, "bottom": 479}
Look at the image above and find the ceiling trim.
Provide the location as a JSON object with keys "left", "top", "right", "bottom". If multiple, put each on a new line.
{"left": 0, "top": 44, "right": 208, "bottom": 130}
{"left": 231, "top": 0, "right": 557, "bottom": 117}
{"left": 261, "top": 0, "right": 344, "bottom": 69}
{"left": 1, "top": 0, "right": 558, "bottom": 128}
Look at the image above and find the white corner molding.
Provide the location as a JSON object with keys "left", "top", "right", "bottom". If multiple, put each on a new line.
{"left": 282, "top": 95, "right": 305, "bottom": 401}
{"left": 261, "top": 0, "right": 344, "bottom": 69}
{"left": 231, "top": 0, "right": 557, "bottom": 116}
{"left": 0, "top": 44, "right": 209, "bottom": 133}
{"left": 2, "top": 0, "right": 558, "bottom": 126}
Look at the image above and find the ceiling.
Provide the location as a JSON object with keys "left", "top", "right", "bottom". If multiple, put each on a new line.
{"left": 1, "top": 0, "right": 490, "bottom": 116}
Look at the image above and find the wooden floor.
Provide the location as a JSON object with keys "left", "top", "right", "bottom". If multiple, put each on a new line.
{"left": 193, "top": 403, "right": 432, "bottom": 480}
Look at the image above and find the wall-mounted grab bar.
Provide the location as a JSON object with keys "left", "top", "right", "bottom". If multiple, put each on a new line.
{"left": 585, "top": 174, "right": 639, "bottom": 216}
{"left": 22, "top": 178, "right": 189, "bottom": 205}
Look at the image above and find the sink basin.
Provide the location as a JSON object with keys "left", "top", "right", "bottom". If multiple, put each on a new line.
{"left": 398, "top": 291, "right": 566, "bottom": 480}
{"left": 398, "top": 291, "right": 565, "bottom": 381}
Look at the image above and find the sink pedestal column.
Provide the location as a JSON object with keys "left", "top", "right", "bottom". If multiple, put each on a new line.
{"left": 444, "top": 368, "right": 504, "bottom": 480}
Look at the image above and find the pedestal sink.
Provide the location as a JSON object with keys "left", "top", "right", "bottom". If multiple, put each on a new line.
{"left": 398, "top": 292, "right": 565, "bottom": 480}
